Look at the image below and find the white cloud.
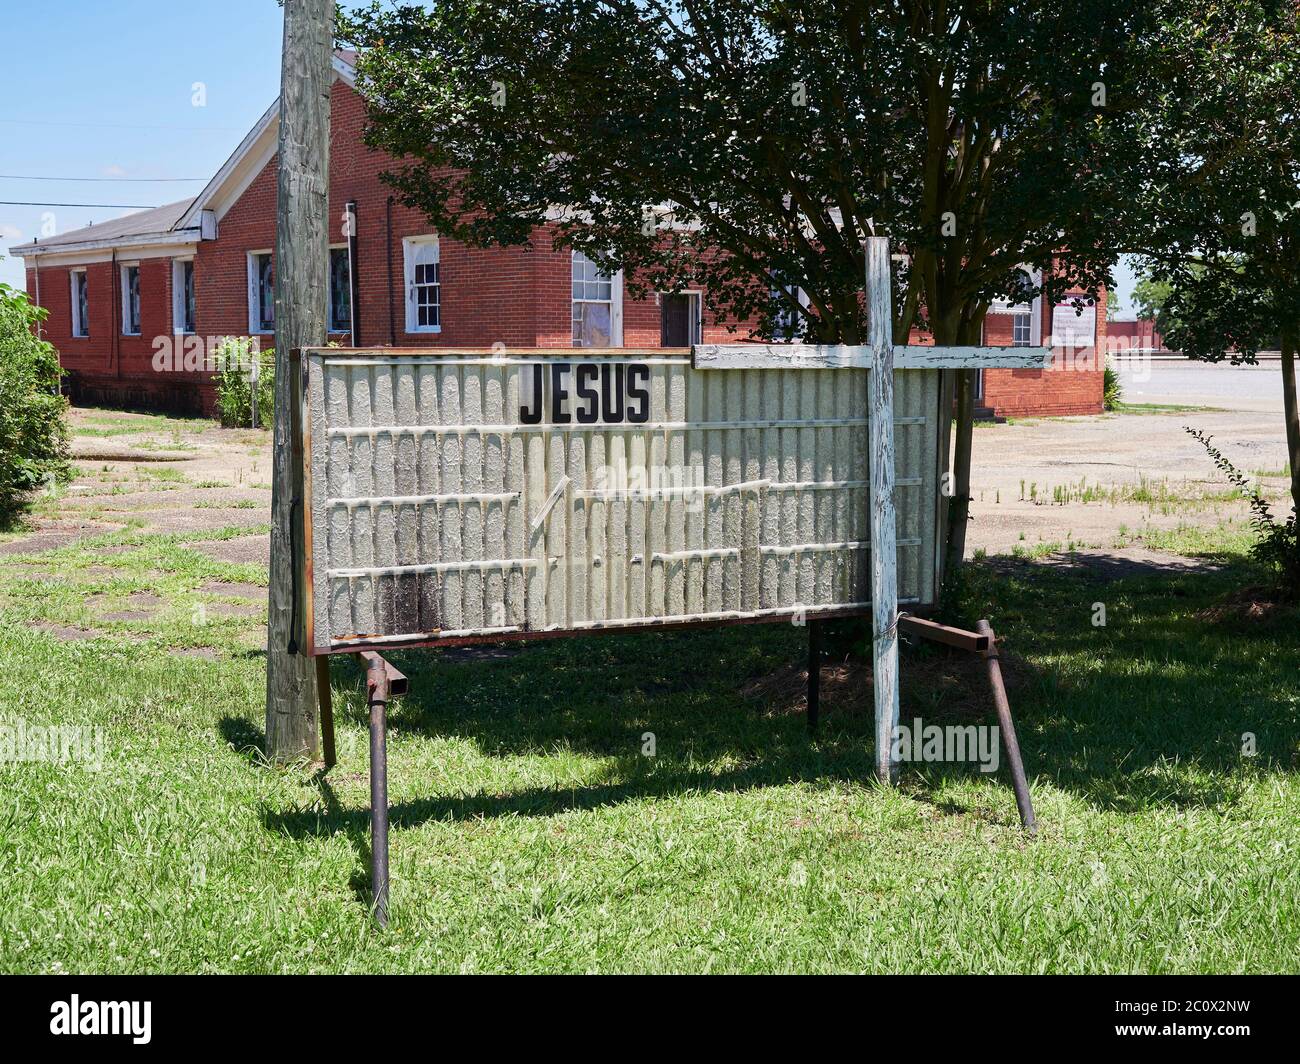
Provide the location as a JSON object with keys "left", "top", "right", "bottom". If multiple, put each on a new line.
{"left": 0, "top": 223, "right": 22, "bottom": 241}
{"left": 101, "top": 164, "right": 128, "bottom": 178}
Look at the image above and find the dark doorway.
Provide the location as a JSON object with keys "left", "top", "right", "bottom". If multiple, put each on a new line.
{"left": 660, "top": 293, "right": 697, "bottom": 347}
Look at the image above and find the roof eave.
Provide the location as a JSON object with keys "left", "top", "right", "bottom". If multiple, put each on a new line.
{"left": 9, "top": 228, "right": 202, "bottom": 259}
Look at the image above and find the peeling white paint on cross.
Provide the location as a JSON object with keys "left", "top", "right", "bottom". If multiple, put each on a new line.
{"left": 694, "top": 236, "right": 1050, "bottom": 784}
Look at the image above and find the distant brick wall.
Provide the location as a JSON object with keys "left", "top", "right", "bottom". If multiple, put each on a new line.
{"left": 979, "top": 282, "right": 1106, "bottom": 418}
{"left": 24, "top": 79, "right": 1101, "bottom": 420}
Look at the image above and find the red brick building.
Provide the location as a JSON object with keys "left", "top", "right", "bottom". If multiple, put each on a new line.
{"left": 10, "top": 52, "right": 1103, "bottom": 418}
{"left": 1106, "top": 318, "right": 1169, "bottom": 353}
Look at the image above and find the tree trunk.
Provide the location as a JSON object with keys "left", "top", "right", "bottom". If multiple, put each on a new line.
{"left": 1281, "top": 326, "right": 1300, "bottom": 516}
{"left": 265, "top": 0, "right": 332, "bottom": 761}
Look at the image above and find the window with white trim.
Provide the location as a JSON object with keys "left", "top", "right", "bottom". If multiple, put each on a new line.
{"left": 120, "top": 264, "right": 140, "bottom": 335}
{"left": 987, "top": 265, "right": 1042, "bottom": 347}
{"left": 248, "top": 251, "right": 274, "bottom": 333}
{"left": 70, "top": 269, "right": 89, "bottom": 337}
{"left": 770, "top": 276, "right": 809, "bottom": 340}
{"left": 403, "top": 236, "right": 440, "bottom": 333}
{"left": 172, "top": 259, "right": 195, "bottom": 334}
{"left": 329, "top": 247, "right": 351, "bottom": 334}
{"left": 571, "top": 252, "right": 622, "bottom": 347}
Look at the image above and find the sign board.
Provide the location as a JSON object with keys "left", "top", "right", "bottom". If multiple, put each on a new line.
{"left": 301, "top": 348, "right": 946, "bottom": 654}
{"left": 1052, "top": 298, "right": 1096, "bottom": 350}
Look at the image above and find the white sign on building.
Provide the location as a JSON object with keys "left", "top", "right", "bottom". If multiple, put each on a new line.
{"left": 1052, "top": 298, "right": 1097, "bottom": 351}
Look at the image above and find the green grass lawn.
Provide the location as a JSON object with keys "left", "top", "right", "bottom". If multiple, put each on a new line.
{"left": 1, "top": 525, "right": 1297, "bottom": 973}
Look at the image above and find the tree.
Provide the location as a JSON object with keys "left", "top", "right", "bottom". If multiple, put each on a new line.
{"left": 340, "top": 0, "right": 1153, "bottom": 571}
{"left": 1131, "top": 1, "right": 1300, "bottom": 516}
{"left": 1131, "top": 271, "right": 1173, "bottom": 333}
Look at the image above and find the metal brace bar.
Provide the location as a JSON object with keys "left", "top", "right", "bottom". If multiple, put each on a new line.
{"left": 897, "top": 613, "right": 1037, "bottom": 835}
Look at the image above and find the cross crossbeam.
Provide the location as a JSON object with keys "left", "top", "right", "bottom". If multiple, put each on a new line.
{"left": 693, "top": 343, "right": 1050, "bottom": 370}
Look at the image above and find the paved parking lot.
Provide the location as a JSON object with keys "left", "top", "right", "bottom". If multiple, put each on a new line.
{"left": 966, "top": 360, "right": 1289, "bottom": 555}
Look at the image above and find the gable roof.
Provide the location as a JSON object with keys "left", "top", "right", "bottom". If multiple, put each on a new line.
{"left": 12, "top": 199, "right": 198, "bottom": 257}
{"left": 8, "top": 51, "right": 357, "bottom": 261}
{"left": 172, "top": 51, "right": 357, "bottom": 233}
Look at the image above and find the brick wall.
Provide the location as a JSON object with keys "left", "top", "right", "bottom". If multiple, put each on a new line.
{"left": 979, "top": 281, "right": 1106, "bottom": 418}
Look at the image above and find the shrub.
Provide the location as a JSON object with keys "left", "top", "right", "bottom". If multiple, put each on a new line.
{"left": 1102, "top": 358, "right": 1123, "bottom": 410}
{"left": 1187, "top": 426, "right": 1299, "bottom": 597}
{"left": 212, "top": 339, "right": 275, "bottom": 428}
{"left": 0, "top": 283, "right": 70, "bottom": 515}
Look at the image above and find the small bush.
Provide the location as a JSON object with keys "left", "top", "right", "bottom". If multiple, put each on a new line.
{"left": 212, "top": 339, "right": 275, "bottom": 428}
{"left": 0, "top": 283, "right": 70, "bottom": 515}
{"left": 1187, "top": 426, "right": 1299, "bottom": 597}
{"left": 1103, "top": 358, "right": 1123, "bottom": 410}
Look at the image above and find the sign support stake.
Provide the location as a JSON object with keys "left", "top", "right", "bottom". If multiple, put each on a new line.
{"left": 807, "top": 619, "right": 822, "bottom": 732}
{"left": 865, "top": 236, "right": 900, "bottom": 785}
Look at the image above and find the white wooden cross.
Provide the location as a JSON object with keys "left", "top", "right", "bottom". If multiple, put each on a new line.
{"left": 695, "top": 236, "right": 1050, "bottom": 783}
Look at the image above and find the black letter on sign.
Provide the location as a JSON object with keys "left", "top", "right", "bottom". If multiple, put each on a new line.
{"left": 600, "top": 363, "right": 625, "bottom": 423}
{"left": 575, "top": 363, "right": 599, "bottom": 424}
{"left": 519, "top": 364, "right": 543, "bottom": 424}
{"left": 627, "top": 363, "right": 650, "bottom": 423}
{"left": 551, "top": 363, "right": 572, "bottom": 424}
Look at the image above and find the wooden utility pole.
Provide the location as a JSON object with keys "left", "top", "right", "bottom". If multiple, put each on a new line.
{"left": 266, "top": 0, "right": 331, "bottom": 761}
{"left": 865, "top": 237, "right": 900, "bottom": 785}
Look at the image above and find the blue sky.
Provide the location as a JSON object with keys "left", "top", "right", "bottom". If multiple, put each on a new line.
{"left": 0, "top": 1, "right": 288, "bottom": 289}
{"left": 0, "top": 0, "right": 1141, "bottom": 312}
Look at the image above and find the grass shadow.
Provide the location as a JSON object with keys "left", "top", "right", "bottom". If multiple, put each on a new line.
{"left": 265, "top": 553, "right": 1299, "bottom": 870}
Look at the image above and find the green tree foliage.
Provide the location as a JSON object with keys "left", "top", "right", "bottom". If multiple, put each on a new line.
{"left": 1131, "top": 272, "right": 1174, "bottom": 332}
{"left": 0, "top": 282, "right": 69, "bottom": 516}
{"left": 339, "top": 0, "right": 1155, "bottom": 566}
{"left": 1130, "top": 2, "right": 1300, "bottom": 516}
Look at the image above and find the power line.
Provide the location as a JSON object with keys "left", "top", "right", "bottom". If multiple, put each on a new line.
{"left": 0, "top": 200, "right": 161, "bottom": 209}
{"left": 0, "top": 174, "right": 206, "bottom": 183}
{"left": 0, "top": 117, "right": 245, "bottom": 132}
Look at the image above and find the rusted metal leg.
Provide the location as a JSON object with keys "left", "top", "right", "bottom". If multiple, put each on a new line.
{"left": 359, "top": 652, "right": 407, "bottom": 928}
{"left": 807, "top": 619, "right": 822, "bottom": 732}
{"left": 316, "top": 655, "right": 335, "bottom": 769}
{"left": 976, "top": 620, "right": 1037, "bottom": 836}
{"left": 366, "top": 655, "right": 391, "bottom": 928}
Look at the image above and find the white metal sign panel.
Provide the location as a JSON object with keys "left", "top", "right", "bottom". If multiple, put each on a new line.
{"left": 302, "top": 349, "right": 943, "bottom": 653}
{"left": 1052, "top": 299, "right": 1097, "bottom": 350}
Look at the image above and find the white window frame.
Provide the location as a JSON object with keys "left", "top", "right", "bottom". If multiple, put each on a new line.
{"left": 987, "top": 265, "right": 1043, "bottom": 346}
{"left": 247, "top": 249, "right": 274, "bottom": 335}
{"left": 402, "top": 235, "right": 442, "bottom": 334}
{"left": 771, "top": 280, "right": 810, "bottom": 341}
{"left": 120, "top": 262, "right": 141, "bottom": 336}
{"left": 1012, "top": 312, "right": 1033, "bottom": 347}
{"left": 172, "top": 257, "right": 195, "bottom": 335}
{"left": 660, "top": 289, "right": 703, "bottom": 346}
{"left": 328, "top": 244, "right": 352, "bottom": 334}
{"left": 69, "top": 268, "right": 89, "bottom": 338}
{"left": 570, "top": 251, "right": 623, "bottom": 348}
